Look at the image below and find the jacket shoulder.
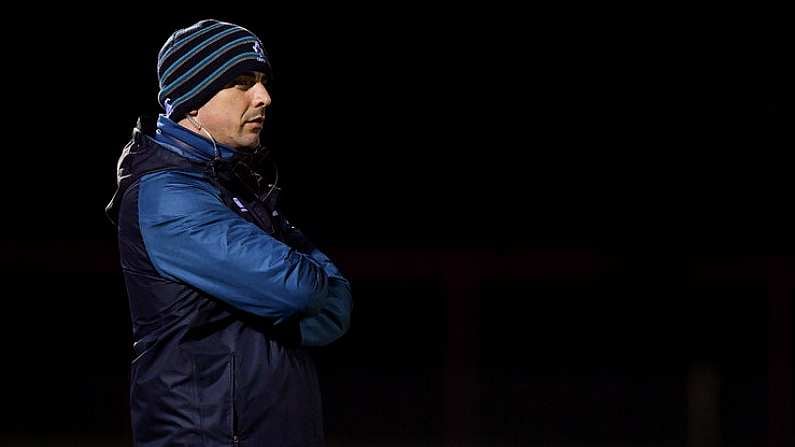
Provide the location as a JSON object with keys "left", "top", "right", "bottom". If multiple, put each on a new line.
{"left": 138, "top": 170, "right": 223, "bottom": 217}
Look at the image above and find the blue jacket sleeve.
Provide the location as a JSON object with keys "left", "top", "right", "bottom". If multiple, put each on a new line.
{"left": 299, "top": 248, "right": 353, "bottom": 346}
{"left": 137, "top": 170, "right": 329, "bottom": 319}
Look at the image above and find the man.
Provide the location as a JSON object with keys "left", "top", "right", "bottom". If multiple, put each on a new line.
{"left": 106, "top": 19, "right": 352, "bottom": 446}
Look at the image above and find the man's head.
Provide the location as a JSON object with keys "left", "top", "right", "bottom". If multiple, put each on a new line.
{"left": 157, "top": 19, "right": 272, "bottom": 150}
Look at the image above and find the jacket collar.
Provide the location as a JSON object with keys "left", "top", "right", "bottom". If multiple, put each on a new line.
{"left": 154, "top": 114, "right": 240, "bottom": 162}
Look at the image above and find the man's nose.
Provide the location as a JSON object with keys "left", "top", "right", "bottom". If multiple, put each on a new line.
{"left": 251, "top": 83, "right": 272, "bottom": 108}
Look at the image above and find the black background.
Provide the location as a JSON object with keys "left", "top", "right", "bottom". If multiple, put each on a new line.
{"left": 0, "top": 5, "right": 790, "bottom": 446}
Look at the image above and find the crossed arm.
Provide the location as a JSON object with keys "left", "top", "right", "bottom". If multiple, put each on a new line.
{"left": 138, "top": 169, "right": 352, "bottom": 345}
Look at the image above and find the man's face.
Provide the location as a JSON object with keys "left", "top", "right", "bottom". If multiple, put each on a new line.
{"left": 193, "top": 71, "right": 271, "bottom": 150}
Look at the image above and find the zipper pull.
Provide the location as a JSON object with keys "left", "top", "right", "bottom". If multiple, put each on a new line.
{"left": 233, "top": 434, "right": 240, "bottom": 446}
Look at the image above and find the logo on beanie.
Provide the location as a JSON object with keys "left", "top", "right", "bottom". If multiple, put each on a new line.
{"left": 253, "top": 41, "right": 266, "bottom": 62}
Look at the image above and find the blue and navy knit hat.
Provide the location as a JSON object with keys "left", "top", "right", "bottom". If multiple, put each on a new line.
{"left": 157, "top": 19, "right": 271, "bottom": 121}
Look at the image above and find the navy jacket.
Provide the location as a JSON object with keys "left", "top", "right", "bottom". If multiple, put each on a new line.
{"left": 106, "top": 116, "right": 352, "bottom": 446}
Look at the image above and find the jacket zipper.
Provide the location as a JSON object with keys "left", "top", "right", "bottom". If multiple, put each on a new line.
{"left": 232, "top": 354, "right": 239, "bottom": 446}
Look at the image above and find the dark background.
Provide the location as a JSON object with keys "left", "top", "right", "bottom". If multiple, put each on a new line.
{"left": 0, "top": 5, "right": 791, "bottom": 446}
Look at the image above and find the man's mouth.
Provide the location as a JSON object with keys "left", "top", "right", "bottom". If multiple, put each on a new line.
{"left": 247, "top": 116, "right": 264, "bottom": 124}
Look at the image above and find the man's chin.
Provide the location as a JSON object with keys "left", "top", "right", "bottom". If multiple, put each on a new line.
{"left": 237, "top": 137, "right": 260, "bottom": 152}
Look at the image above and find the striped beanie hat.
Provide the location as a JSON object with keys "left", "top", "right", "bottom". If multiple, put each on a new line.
{"left": 157, "top": 19, "right": 271, "bottom": 120}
